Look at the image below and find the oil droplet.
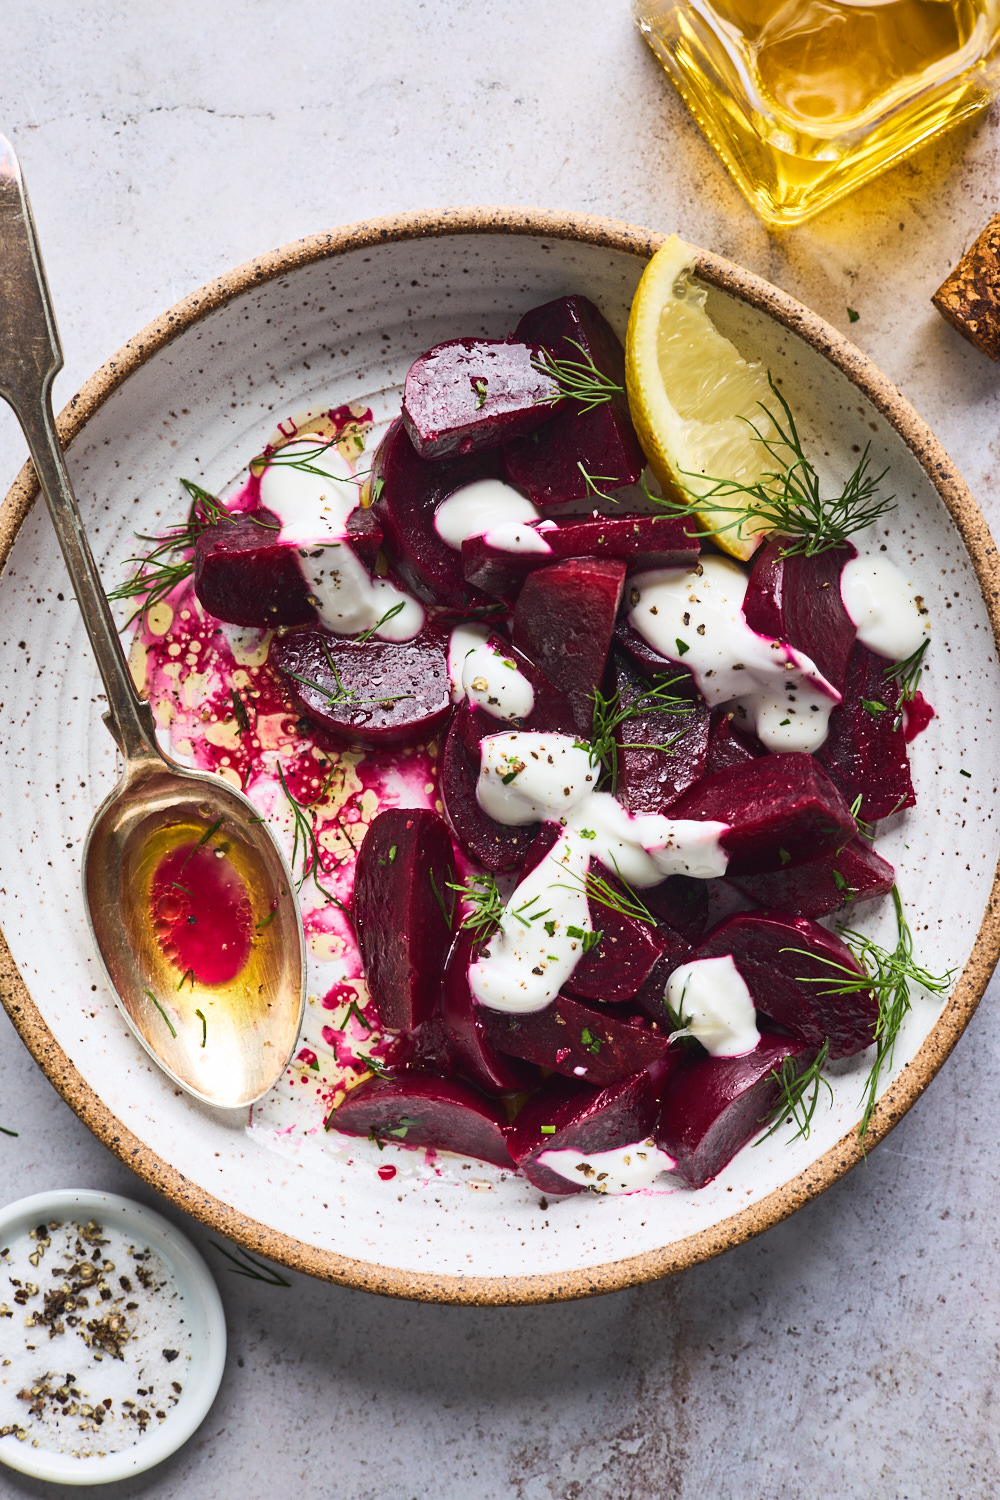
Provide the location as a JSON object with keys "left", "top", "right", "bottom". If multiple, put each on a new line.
{"left": 149, "top": 841, "right": 253, "bottom": 985}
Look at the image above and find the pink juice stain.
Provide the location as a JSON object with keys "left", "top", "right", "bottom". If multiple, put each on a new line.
{"left": 150, "top": 842, "right": 254, "bottom": 985}
{"left": 903, "top": 691, "right": 935, "bottom": 743}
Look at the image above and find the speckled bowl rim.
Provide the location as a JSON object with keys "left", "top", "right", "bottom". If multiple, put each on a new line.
{"left": 1, "top": 206, "right": 998, "bottom": 1306}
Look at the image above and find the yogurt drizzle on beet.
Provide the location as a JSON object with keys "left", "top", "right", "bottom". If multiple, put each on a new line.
{"left": 433, "top": 477, "right": 542, "bottom": 548}
{"left": 627, "top": 556, "right": 841, "bottom": 753}
{"left": 468, "top": 731, "right": 728, "bottom": 1013}
{"left": 259, "top": 438, "right": 424, "bottom": 640}
{"left": 839, "top": 555, "right": 928, "bottom": 661}
{"left": 537, "top": 1140, "right": 677, "bottom": 1194}
{"left": 667, "top": 954, "right": 759, "bottom": 1057}
{"left": 447, "top": 623, "right": 536, "bottom": 722}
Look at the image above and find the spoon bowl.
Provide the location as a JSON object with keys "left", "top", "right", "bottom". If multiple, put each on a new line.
{"left": 0, "top": 133, "right": 306, "bottom": 1106}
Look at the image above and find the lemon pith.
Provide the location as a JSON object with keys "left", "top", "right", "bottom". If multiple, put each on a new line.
{"left": 625, "top": 235, "right": 778, "bottom": 562}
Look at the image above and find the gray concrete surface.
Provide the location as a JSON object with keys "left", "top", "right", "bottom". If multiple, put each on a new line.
{"left": 1, "top": 4, "right": 999, "bottom": 1496}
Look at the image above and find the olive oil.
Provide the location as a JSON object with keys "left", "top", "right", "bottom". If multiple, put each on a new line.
{"left": 634, "top": 1, "right": 1000, "bottom": 226}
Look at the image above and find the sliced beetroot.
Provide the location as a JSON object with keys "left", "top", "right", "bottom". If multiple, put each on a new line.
{"left": 512, "top": 557, "right": 626, "bottom": 735}
{"left": 194, "top": 508, "right": 316, "bottom": 627}
{"left": 611, "top": 650, "right": 710, "bottom": 815}
{"left": 352, "top": 808, "right": 456, "bottom": 1031}
{"left": 480, "top": 994, "right": 670, "bottom": 1086}
{"left": 667, "top": 753, "right": 856, "bottom": 876}
{"left": 441, "top": 716, "right": 538, "bottom": 871}
{"left": 503, "top": 295, "right": 643, "bottom": 507}
{"left": 441, "top": 931, "right": 541, "bottom": 1094}
{"left": 695, "top": 910, "right": 878, "bottom": 1060}
{"left": 271, "top": 624, "right": 451, "bottom": 751}
{"left": 462, "top": 513, "right": 698, "bottom": 599}
{"left": 704, "top": 710, "right": 768, "bottom": 775}
{"left": 816, "top": 641, "right": 916, "bottom": 822}
{"left": 613, "top": 615, "right": 680, "bottom": 680}
{"left": 370, "top": 417, "right": 501, "bottom": 605}
{"left": 507, "top": 1069, "right": 672, "bottom": 1195}
{"left": 729, "top": 836, "right": 894, "bottom": 918}
{"left": 380, "top": 1016, "right": 456, "bottom": 1078}
{"left": 402, "top": 338, "right": 560, "bottom": 459}
{"left": 643, "top": 875, "right": 711, "bottom": 944}
{"left": 743, "top": 539, "right": 857, "bottom": 694}
{"left": 326, "top": 1074, "right": 512, "bottom": 1169}
{"left": 656, "top": 1034, "right": 814, "bottom": 1189}
{"left": 563, "top": 883, "right": 670, "bottom": 1003}
{"left": 345, "top": 506, "right": 384, "bottom": 571}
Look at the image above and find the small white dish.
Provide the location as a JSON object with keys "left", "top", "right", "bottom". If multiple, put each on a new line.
{"left": 0, "top": 1189, "right": 225, "bottom": 1486}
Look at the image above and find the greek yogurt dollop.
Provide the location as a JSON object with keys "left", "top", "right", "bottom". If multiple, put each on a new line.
{"left": 839, "top": 556, "right": 928, "bottom": 661}
{"left": 447, "top": 624, "right": 535, "bottom": 723}
{"left": 666, "top": 954, "right": 759, "bottom": 1057}
{"left": 259, "top": 438, "right": 423, "bottom": 640}
{"left": 467, "top": 731, "right": 729, "bottom": 1014}
{"left": 434, "top": 478, "right": 543, "bottom": 549}
{"left": 627, "top": 557, "right": 840, "bottom": 753}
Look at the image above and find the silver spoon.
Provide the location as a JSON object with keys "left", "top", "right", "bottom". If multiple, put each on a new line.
{"left": 0, "top": 134, "right": 306, "bottom": 1108}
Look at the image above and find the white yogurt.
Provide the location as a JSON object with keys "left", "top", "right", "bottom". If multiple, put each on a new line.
{"left": 481, "top": 520, "right": 552, "bottom": 555}
{"left": 840, "top": 555, "right": 929, "bottom": 662}
{"left": 667, "top": 954, "right": 759, "bottom": 1057}
{"left": 469, "top": 732, "right": 729, "bottom": 1013}
{"left": 537, "top": 1140, "right": 677, "bottom": 1194}
{"left": 447, "top": 624, "right": 535, "bottom": 722}
{"left": 434, "top": 478, "right": 541, "bottom": 548}
{"left": 627, "top": 557, "right": 840, "bottom": 753}
{"left": 259, "top": 439, "right": 424, "bottom": 641}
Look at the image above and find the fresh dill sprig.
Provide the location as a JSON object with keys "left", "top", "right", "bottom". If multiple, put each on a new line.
{"left": 849, "top": 793, "right": 876, "bottom": 842}
{"left": 108, "top": 478, "right": 234, "bottom": 628}
{"left": 358, "top": 1051, "right": 393, "bottom": 1079}
{"left": 250, "top": 433, "right": 367, "bottom": 485}
{"left": 195, "top": 1008, "right": 207, "bottom": 1048}
{"left": 532, "top": 340, "right": 624, "bottom": 414}
{"left": 210, "top": 1241, "right": 291, "bottom": 1286}
{"left": 757, "top": 1040, "right": 833, "bottom": 1145}
{"left": 276, "top": 761, "right": 347, "bottom": 910}
{"left": 652, "top": 376, "right": 896, "bottom": 556}
{"left": 143, "top": 988, "right": 177, "bottom": 1039}
{"left": 884, "top": 638, "right": 929, "bottom": 719}
{"left": 0, "top": 1124, "right": 19, "bottom": 1138}
{"left": 588, "top": 678, "right": 692, "bottom": 791}
{"left": 551, "top": 867, "right": 657, "bottom": 927}
{"left": 786, "top": 887, "right": 953, "bottom": 1143}
{"left": 449, "top": 872, "right": 504, "bottom": 938}
{"left": 577, "top": 464, "right": 622, "bottom": 505}
{"left": 230, "top": 688, "right": 252, "bottom": 736}
{"left": 282, "top": 638, "right": 413, "bottom": 712}
{"left": 354, "top": 600, "right": 406, "bottom": 644}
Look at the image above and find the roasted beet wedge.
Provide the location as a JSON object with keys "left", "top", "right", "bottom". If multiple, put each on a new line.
{"left": 503, "top": 296, "right": 643, "bottom": 507}
{"left": 481, "top": 995, "right": 670, "bottom": 1086}
{"left": 656, "top": 1034, "right": 814, "bottom": 1189}
{"left": 729, "top": 836, "right": 894, "bottom": 918}
{"left": 816, "top": 641, "right": 916, "bottom": 822}
{"left": 272, "top": 625, "right": 451, "bottom": 750}
{"left": 352, "top": 809, "right": 456, "bottom": 1031}
{"left": 611, "top": 650, "right": 710, "bottom": 815}
{"left": 441, "top": 932, "right": 540, "bottom": 1094}
{"left": 507, "top": 1069, "right": 673, "bottom": 1195}
{"left": 462, "top": 514, "right": 698, "bottom": 599}
{"left": 512, "top": 557, "right": 626, "bottom": 735}
{"left": 326, "top": 1074, "right": 512, "bottom": 1169}
{"left": 643, "top": 874, "right": 711, "bottom": 944}
{"left": 380, "top": 1016, "right": 456, "bottom": 1078}
{"left": 743, "top": 539, "right": 857, "bottom": 694}
{"left": 704, "top": 710, "right": 768, "bottom": 775}
{"left": 613, "top": 615, "right": 681, "bottom": 680}
{"left": 371, "top": 417, "right": 501, "bottom": 605}
{"left": 194, "top": 508, "right": 316, "bottom": 627}
{"left": 563, "top": 885, "right": 670, "bottom": 1003}
{"left": 695, "top": 910, "right": 878, "bottom": 1060}
{"left": 667, "top": 753, "right": 856, "bottom": 876}
{"left": 402, "top": 339, "right": 560, "bottom": 459}
{"left": 441, "top": 716, "right": 538, "bottom": 870}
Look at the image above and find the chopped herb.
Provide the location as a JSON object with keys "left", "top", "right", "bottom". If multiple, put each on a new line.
{"left": 540, "top": 1125, "right": 556, "bottom": 1135}
{"left": 544, "top": 920, "right": 557, "bottom": 937}
{"left": 387, "top": 845, "right": 398, "bottom": 862}
{"left": 341, "top": 997, "right": 372, "bottom": 1032}
{"left": 108, "top": 479, "right": 235, "bottom": 627}
{"left": 143, "top": 989, "right": 177, "bottom": 1039}
{"left": 757, "top": 1040, "right": 833, "bottom": 1144}
{"left": 588, "top": 676, "right": 692, "bottom": 790}
{"left": 532, "top": 340, "right": 625, "bottom": 414}
{"left": 195, "top": 1009, "right": 207, "bottom": 1048}
{"left": 552, "top": 866, "right": 656, "bottom": 926}
{"left": 230, "top": 688, "right": 252, "bottom": 735}
{"left": 778, "top": 848, "right": 791, "bottom": 866}
{"left": 675, "top": 638, "right": 690, "bottom": 656}
{"left": 960, "top": 769, "right": 971, "bottom": 778}
{"left": 210, "top": 1242, "right": 290, "bottom": 1286}
{"left": 650, "top": 375, "right": 895, "bottom": 556}
{"left": 196, "top": 818, "right": 224, "bottom": 849}
{"left": 449, "top": 872, "right": 504, "bottom": 938}
{"left": 779, "top": 718, "right": 791, "bottom": 726}
{"left": 371, "top": 475, "right": 385, "bottom": 503}
{"left": 358, "top": 1051, "right": 392, "bottom": 1079}
{"left": 849, "top": 793, "right": 877, "bottom": 841}
{"left": 473, "top": 377, "right": 489, "bottom": 409}
{"left": 0, "top": 1125, "right": 18, "bottom": 1137}
{"left": 428, "top": 867, "right": 456, "bottom": 929}
{"left": 354, "top": 600, "right": 406, "bottom": 644}
{"left": 580, "top": 1027, "right": 602, "bottom": 1054}
{"left": 255, "top": 908, "right": 277, "bottom": 931}
{"left": 501, "top": 769, "right": 519, "bottom": 785}
{"left": 177, "top": 967, "right": 195, "bottom": 991}
{"left": 847, "top": 308, "right": 860, "bottom": 323}
{"left": 276, "top": 761, "right": 348, "bottom": 911}
{"left": 578, "top": 828, "right": 596, "bottom": 840}
{"left": 861, "top": 698, "right": 888, "bottom": 715}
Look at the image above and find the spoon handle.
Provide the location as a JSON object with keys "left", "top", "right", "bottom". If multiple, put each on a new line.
{"left": 0, "top": 133, "right": 161, "bottom": 766}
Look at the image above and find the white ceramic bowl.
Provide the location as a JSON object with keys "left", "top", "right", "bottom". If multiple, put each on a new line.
{"left": 1, "top": 209, "right": 998, "bottom": 1304}
{"left": 0, "top": 1189, "right": 225, "bottom": 1484}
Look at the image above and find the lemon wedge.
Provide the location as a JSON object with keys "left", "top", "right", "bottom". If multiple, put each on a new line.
{"left": 625, "top": 235, "right": 779, "bottom": 561}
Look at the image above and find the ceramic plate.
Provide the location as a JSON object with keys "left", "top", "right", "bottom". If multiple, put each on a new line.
{"left": 2, "top": 210, "right": 998, "bottom": 1304}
